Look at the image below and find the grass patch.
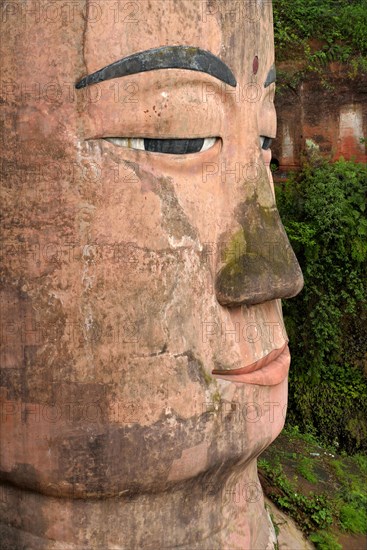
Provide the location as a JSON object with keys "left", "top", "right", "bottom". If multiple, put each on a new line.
{"left": 309, "top": 530, "right": 342, "bottom": 550}
{"left": 339, "top": 502, "right": 367, "bottom": 534}
{"left": 297, "top": 457, "right": 318, "bottom": 483}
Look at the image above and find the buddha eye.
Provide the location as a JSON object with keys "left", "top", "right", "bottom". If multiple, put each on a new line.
{"left": 260, "top": 136, "right": 273, "bottom": 150}
{"left": 103, "top": 137, "right": 217, "bottom": 154}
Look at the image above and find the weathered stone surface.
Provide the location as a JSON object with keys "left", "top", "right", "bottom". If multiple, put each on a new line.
{"left": 0, "top": 1, "right": 303, "bottom": 547}
{"left": 273, "top": 63, "right": 367, "bottom": 174}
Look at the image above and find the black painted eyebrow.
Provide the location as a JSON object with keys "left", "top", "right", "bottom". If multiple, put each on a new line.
{"left": 75, "top": 46, "right": 237, "bottom": 89}
{"left": 264, "top": 64, "right": 276, "bottom": 88}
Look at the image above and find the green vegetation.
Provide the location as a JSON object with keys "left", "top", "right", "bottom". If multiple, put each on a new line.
{"left": 296, "top": 456, "right": 318, "bottom": 484}
{"left": 276, "top": 154, "right": 367, "bottom": 453}
{"left": 339, "top": 503, "right": 367, "bottom": 534}
{"left": 273, "top": 0, "right": 367, "bottom": 90}
{"left": 309, "top": 530, "right": 342, "bottom": 550}
{"left": 328, "top": 452, "right": 367, "bottom": 534}
{"left": 265, "top": 3, "right": 367, "bottom": 546}
{"left": 259, "top": 456, "right": 333, "bottom": 533}
{"left": 258, "top": 427, "right": 367, "bottom": 548}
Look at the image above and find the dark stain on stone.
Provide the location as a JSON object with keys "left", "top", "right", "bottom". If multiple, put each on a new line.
{"left": 1, "top": 463, "right": 41, "bottom": 493}
{"left": 0, "top": 474, "right": 48, "bottom": 548}
{"left": 56, "top": 416, "right": 211, "bottom": 497}
{"left": 124, "top": 161, "right": 198, "bottom": 242}
{"left": 149, "top": 342, "right": 168, "bottom": 356}
{"left": 178, "top": 350, "right": 213, "bottom": 387}
{"left": 3, "top": 401, "right": 257, "bottom": 500}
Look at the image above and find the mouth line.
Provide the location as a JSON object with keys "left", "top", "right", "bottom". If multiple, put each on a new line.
{"left": 212, "top": 342, "right": 290, "bottom": 386}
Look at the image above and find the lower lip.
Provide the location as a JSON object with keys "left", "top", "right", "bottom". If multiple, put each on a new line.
{"left": 212, "top": 345, "right": 291, "bottom": 387}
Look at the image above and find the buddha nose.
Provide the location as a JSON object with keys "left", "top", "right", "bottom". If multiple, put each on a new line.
{"left": 215, "top": 197, "right": 304, "bottom": 307}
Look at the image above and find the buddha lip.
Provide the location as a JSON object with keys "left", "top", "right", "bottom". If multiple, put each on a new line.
{"left": 212, "top": 342, "right": 290, "bottom": 386}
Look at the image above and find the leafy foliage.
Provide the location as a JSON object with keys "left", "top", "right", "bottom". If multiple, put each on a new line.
{"left": 273, "top": 0, "right": 367, "bottom": 89}
{"left": 276, "top": 155, "right": 367, "bottom": 452}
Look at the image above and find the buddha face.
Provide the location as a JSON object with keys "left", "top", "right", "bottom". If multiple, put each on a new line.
{"left": 0, "top": 0, "right": 303, "bottom": 500}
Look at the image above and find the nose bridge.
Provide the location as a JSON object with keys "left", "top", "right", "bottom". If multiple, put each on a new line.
{"left": 215, "top": 193, "right": 304, "bottom": 307}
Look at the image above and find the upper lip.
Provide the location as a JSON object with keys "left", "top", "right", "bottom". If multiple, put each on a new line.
{"left": 212, "top": 341, "right": 288, "bottom": 376}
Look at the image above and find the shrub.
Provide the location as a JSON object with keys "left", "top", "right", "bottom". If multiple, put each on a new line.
{"left": 276, "top": 156, "right": 367, "bottom": 452}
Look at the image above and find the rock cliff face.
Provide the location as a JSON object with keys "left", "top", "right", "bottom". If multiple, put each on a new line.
{"left": 273, "top": 63, "right": 367, "bottom": 177}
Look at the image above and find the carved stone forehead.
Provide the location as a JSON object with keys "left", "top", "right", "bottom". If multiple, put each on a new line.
{"left": 84, "top": 0, "right": 221, "bottom": 74}
{"left": 84, "top": 0, "right": 274, "bottom": 84}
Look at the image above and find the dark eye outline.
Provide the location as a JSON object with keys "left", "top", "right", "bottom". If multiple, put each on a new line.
{"left": 103, "top": 137, "right": 217, "bottom": 154}
{"left": 260, "top": 136, "right": 273, "bottom": 150}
